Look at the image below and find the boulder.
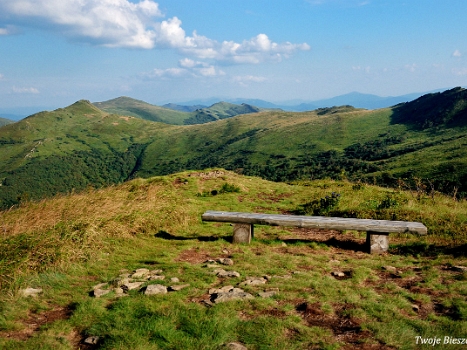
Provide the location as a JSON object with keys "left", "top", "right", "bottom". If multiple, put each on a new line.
{"left": 144, "top": 284, "right": 168, "bottom": 295}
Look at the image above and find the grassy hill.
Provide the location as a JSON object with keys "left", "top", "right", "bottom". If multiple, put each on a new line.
{"left": 0, "top": 117, "right": 14, "bottom": 127}
{"left": 94, "top": 97, "right": 262, "bottom": 125}
{"left": 0, "top": 170, "right": 466, "bottom": 349}
{"left": 93, "top": 96, "right": 189, "bottom": 125}
{"left": 1, "top": 88, "right": 467, "bottom": 209}
{"left": 183, "top": 102, "right": 261, "bottom": 125}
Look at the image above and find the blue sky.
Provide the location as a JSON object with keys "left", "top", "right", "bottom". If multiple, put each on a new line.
{"left": 0, "top": 0, "right": 466, "bottom": 111}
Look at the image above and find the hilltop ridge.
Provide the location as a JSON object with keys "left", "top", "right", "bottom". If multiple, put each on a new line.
{"left": 1, "top": 87, "right": 467, "bottom": 209}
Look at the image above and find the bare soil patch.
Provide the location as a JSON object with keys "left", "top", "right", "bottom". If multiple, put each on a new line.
{"left": 0, "top": 306, "right": 73, "bottom": 341}
{"left": 295, "top": 302, "right": 394, "bottom": 349}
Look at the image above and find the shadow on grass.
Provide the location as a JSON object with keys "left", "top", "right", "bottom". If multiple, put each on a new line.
{"left": 281, "top": 237, "right": 367, "bottom": 253}
{"left": 154, "top": 230, "right": 232, "bottom": 243}
{"left": 390, "top": 242, "right": 467, "bottom": 258}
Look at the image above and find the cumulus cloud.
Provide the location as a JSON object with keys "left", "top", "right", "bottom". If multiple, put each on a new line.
{"left": 12, "top": 86, "right": 40, "bottom": 94}
{"left": 452, "top": 49, "right": 462, "bottom": 58}
{"left": 0, "top": 0, "right": 309, "bottom": 63}
{"left": 0, "top": 0, "right": 162, "bottom": 48}
{"left": 146, "top": 58, "right": 225, "bottom": 79}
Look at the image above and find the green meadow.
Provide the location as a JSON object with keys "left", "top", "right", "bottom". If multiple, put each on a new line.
{"left": 0, "top": 170, "right": 466, "bottom": 349}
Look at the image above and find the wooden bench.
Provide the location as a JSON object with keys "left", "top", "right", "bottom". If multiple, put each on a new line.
{"left": 201, "top": 211, "right": 427, "bottom": 254}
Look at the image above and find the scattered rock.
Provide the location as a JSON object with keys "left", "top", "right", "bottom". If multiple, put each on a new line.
{"left": 93, "top": 289, "right": 111, "bottom": 298}
{"left": 225, "top": 342, "right": 248, "bottom": 350}
{"left": 331, "top": 271, "right": 345, "bottom": 277}
{"left": 131, "top": 268, "right": 150, "bottom": 279}
{"left": 214, "top": 269, "right": 240, "bottom": 278}
{"left": 240, "top": 277, "right": 267, "bottom": 286}
{"left": 273, "top": 274, "right": 292, "bottom": 279}
{"left": 222, "top": 249, "right": 230, "bottom": 254}
{"left": 20, "top": 287, "right": 43, "bottom": 297}
{"left": 263, "top": 275, "right": 272, "bottom": 281}
{"left": 452, "top": 266, "right": 467, "bottom": 272}
{"left": 211, "top": 287, "right": 254, "bottom": 303}
{"left": 170, "top": 277, "right": 180, "bottom": 283}
{"left": 329, "top": 259, "right": 340, "bottom": 264}
{"left": 143, "top": 284, "right": 168, "bottom": 295}
{"left": 281, "top": 242, "right": 287, "bottom": 247}
{"left": 121, "top": 282, "right": 144, "bottom": 292}
{"left": 169, "top": 284, "right": 190, "bottom": 291}
{"left": 218, "top": 258, "right": 234, "bottom": 266}
{"left": 382, "top": 266, "right": 397, "bottom": 273}
{"left": 209, "top": 285, "right": 235, "bottom": 294}
{"left": 412, "top": 304, "right": 420, "bottom": 312}
{"left": 83, "top": 336, "right": 100, "bottom": 345}
{"left": 148, "top": 275, "right": 165, "bottom": 281}
{"left": 205, "top": 259, "right": 217, "bottom": 264}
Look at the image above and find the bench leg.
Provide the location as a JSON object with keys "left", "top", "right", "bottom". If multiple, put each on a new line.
{"left": 233, "top": 224, "right": 253, "bottom": 244}
{"left": 366, "top": 231, "right": 389, "bottom": 254}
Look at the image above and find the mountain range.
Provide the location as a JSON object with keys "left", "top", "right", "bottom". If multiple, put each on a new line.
{"left": 0, "top": 87, "right": 466, "bottom": 209}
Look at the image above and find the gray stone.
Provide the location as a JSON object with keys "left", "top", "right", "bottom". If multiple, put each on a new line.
{"left": 240, "top": 277, "right": 267, "bottom": 286}
{"left": 218, "top": 258, "right": 234, "bottom": 266}
{"left": 233, "top": 224, "right": 252, "bottom": 244}
{"left": 131, "top": 268, "right": 150, "bottom": 279}
{"left": 225, "top": 342, "right": 248, "bottom": 350}
{"left": 211, "top": 288, "right": 254, "bottom": 303}
{"left": 209, "top": 285, "right": 235, "bottom": 294}
{"left": 149, "top": 275, "right": 165, "bottom": 281}
{"left": 122, "top": 282, "right": 144, "bottom": 291}
{"left": 170, "top": 277, "right": 180, "bottom": 283}
{"left": 217, "top": 270, "right": 241, "bottom": 278}
{"left": 168, "top": 284, "right": 190, "bottom": 291}
{"left": 20, "top": 287, "right": 43, "bottom": 297}
{"left": 150, "top": 269, "right": 163, "bottom": 274}
{"left": 452, "top": 266, "right": 467, "bottom": 272}
{"left": 144, "top": 284, "right": 168, "bottom": 295}
{"left": 83, "top": 336, "right": 100, "bottom": 345}
{"left": 93, "top": 289, "right": 111, "bottom": 298}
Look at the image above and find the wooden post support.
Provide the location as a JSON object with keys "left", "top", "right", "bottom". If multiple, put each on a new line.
{"left": 233, "top": 224, "right": 253, "bottom": 244}
{"left": 366, "top": 231, "right": 389, "bottom": 254}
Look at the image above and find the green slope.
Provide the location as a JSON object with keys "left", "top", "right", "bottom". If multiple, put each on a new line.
{"left": 94, "top": 97, "right": 262, "bottom": 125}
{"left": 0, "top": 117, "right": 14, "bottom": 127}
{"left": 1, "top": 89, "right": 467, "bottom": 209}
{"left": 184, "top": 102, "right": 261, "bottom": 125}
{"left": 93, "top": 96, "right": 189, "bottom": 125}
{"left": 0, "top": 100, "right": 172, "bottom": 208}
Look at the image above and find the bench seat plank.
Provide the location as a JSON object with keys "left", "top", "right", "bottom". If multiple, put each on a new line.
{"left": 202, "top": 211, "right": 427, "bottom": 235}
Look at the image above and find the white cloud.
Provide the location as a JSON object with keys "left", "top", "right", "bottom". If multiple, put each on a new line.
{"left": 232, "top": 75, "right": 267, "bottom": 87}
{"left": 0, "top": 73, "right": 4, "bottom": 80}
{"left": 146, "top": 59, "right": 225, "bottom": 79}
{"left": 12, "top": 86, "right": 40, "bottom": 94}
{"left": 352, "top": 65, "right": 371, "bottom": 73}
{"left": 0, "top": 0, "right": 162, "bottom": 48}
{"left": 452, "top": 68, "right": 467, "bottom": 76}
{"left": 452, "top": 49, "right": 462, "bottom": 58}
{"left": 0, "top": 0, "right": 309, "bottom": 63}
